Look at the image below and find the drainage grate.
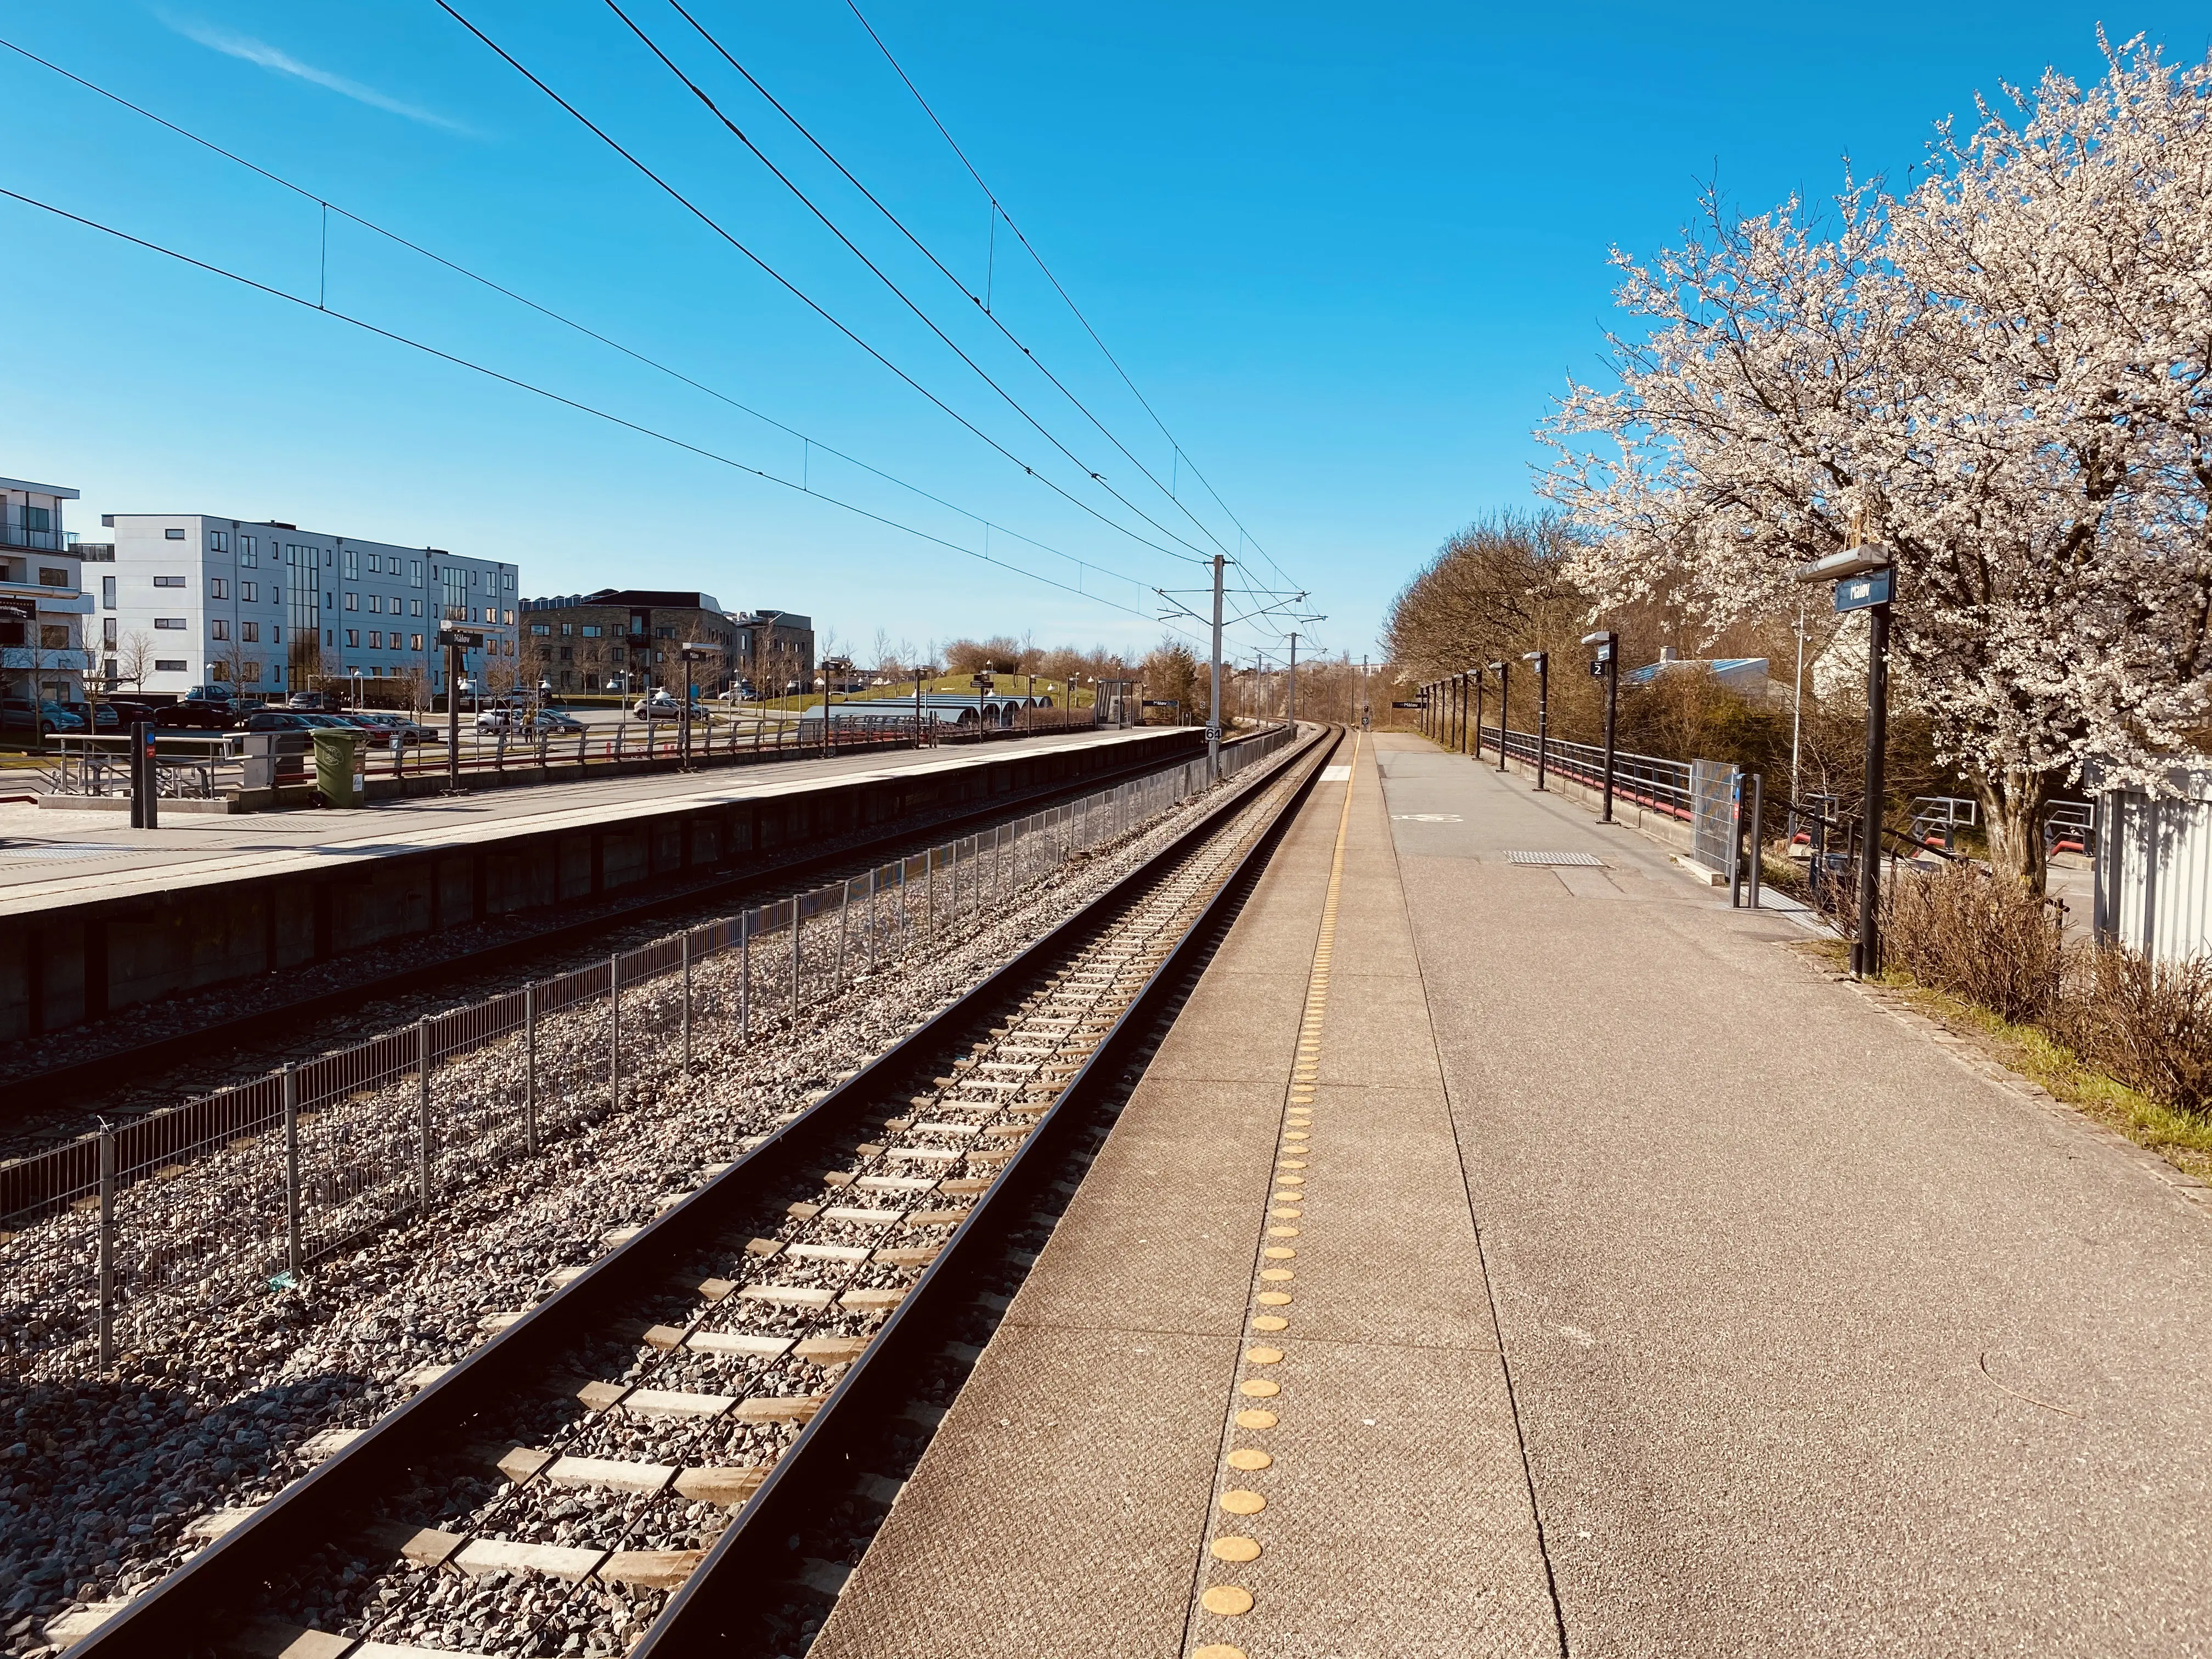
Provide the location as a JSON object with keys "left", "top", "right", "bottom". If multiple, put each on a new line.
{"left": 1505, "top": 850, "right": 1604, "bottom": 867}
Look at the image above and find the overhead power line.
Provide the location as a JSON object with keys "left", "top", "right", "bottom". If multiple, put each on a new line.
{"left": 0, "top": 35, "right": 1207, "bottom": 631}
{"left": 0, "top": 182, "right": 1204, "bottom": 641}
{"left": 606, "top": 0, "right": 1219, "bottom": 569}
{"left": 433, "top": 1, "right": 1203, "bottom": 575}
{"left": 841, "top": 0, "right": 1301, "bottom": 596}
{"left": 657, "top": 0, "right": 1243, "bottom": 569}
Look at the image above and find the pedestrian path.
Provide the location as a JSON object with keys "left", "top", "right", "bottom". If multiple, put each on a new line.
{"left": 815, "top": 730, "right": 2212, "bottom": 1657}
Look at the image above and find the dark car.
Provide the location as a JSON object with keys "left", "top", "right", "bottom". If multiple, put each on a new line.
{"left": 102, "top": 698, "right": 161, "bottom": 726}
{"left": 155, "top": 698, "right": 239, "bottom": 730}
{"left": 242, "top": 710, "right": 313, "bottom": 732}
{"left": 62, "top": 701, "right": 121, "bottom": 731}
{"left": 286, "top": 691, "right": 343, "bottom": 712}
{"left": 0, "top": 697, "right": 86, "bottom": 740}
{"left": 351, "top": 712, "right": 443, "bottom": 746}
{"left": 182, "top": 684, "right": 234, "bottom": 704}
{"left": 529, "top": 709, "right": 586, "bottom": 735}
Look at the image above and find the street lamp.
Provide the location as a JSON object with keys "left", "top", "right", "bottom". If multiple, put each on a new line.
{"left": 349, "top": 667, "right": 363, "bottom": 711}
{"left": 1487, "top": 662, "right": 1509, "bottom": 771}
{"left": 1472, "top": 667, "right": 1483, "bottom": 760}
{"left": 679, "top": 641, "right": 717, "bottom": 769}
{"left": 1582, "top": 631, "right": 1620, "bottom": 822}
{"left": 1797, "top": 543, "right": 1895, "bottom": 977}
{"left": 1521, "top": 651, "right": 1549, "bottom": 791}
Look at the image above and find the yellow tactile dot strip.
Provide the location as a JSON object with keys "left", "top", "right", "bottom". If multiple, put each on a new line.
{"left": 1190, "top": 733, "right": 1361, "bottom": 1659}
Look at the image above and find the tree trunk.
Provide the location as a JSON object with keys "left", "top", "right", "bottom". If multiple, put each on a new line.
{"left": 1973, "top": 765, "right": 2055, "bottom": 895}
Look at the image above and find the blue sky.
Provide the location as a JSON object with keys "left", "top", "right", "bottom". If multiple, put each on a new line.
{"left": 3, "top": 3, "right": 2205, "bottom": 666}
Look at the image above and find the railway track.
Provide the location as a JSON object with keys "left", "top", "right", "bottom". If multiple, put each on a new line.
{"left": 65, "top": 724, "right": 1338, "bottom": 1659}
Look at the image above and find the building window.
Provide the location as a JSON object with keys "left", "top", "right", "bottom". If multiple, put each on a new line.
{"left": 210, "top": 530, "right": 229, "bottom": 553}
{"left": 241, "top": 581, "right": 257, "bottom": 603}
{"left": 504, "top": 608, "right": 515, "bottom": 625}
{"left": 410, "top": 633, "right": 424, "bottom": 650}
{"left": 344, "top": 592, "right": 358, "bottom": 611}
{"left": 37, "top": 567, "right": 67, "bottom": 587}
{"left": 154, "top": 575, "right": 186, "bottom": 588}
{"left": 410, "top": 560, "right": 423, "bottom": 588}
{"left": 324, "top": 629, "right": 333, "bottom": 647}
{"left": 409, "top": 598, "right": 424, "bottom": 617}
{"left": 343, "top": 548, "right": 359, "bottom": 580}
{"left": 273, "top": 626, "right": 282, "bottom": 644}
{"left": 40, "top": 624, "right": 70, "bottom": 650}
{"left": 209, "top": 662, "right": 230, "bottom": 681}
{"left": 101, "top": 575, "right": 115, "bottom": 609}
{"left": 240, "top": 537, "right": 257, "bottom": 567}
{"left": 369, "top": 630, "right": 381, "bottom": 648}
{"left": 210, "top": 577, "right": 227, "bottom": 599}
{"left": 211, "top": 619, "right": 229, "bottom": 640}
{"left": 242, "top": 622, "right": 259, "bottom": 642}
{"left": 164, "top": 527, "right": 185, "bottom": 540}
{"left": 242, "top": 661, "right": 261, "bottom": 682}
{"left": 371, "top": 553, "right": 384, "bottom": 574}
{"left": 155, "top": 618, "right": 186, "bottom": 630}
{"left": 367, "top": 594, "right": 381, "bottom": 613}
{"left": 102, "top": 618, "right": 116, "bottom": 647}
{"left": 530, "top": 622, "right": 550, "bottom": 636}
{"left": 102, "top": 656, "right": 116, "bottom": 681}
{"left": 156, "top": 658, "right": 186, "bottom": 672}
{"left": 346, "top": 629, "right": 359, "bottom": 648}
{"left": 561, "top": 623, "right": 573, "bottom": 636}
{"left": 582, "top": 625, "right": 601, "bottom": 638}
{"left": 469, "top": 569, "right": 479, "bottom": 588}
{"left": 558, "top": 646, "right": 573, "bottom": 662}
{"left": 269, "top": 665, "right": 283, "bottom": 684}
{"left": 323, "top": 549, "right": 332, "bottom": 567}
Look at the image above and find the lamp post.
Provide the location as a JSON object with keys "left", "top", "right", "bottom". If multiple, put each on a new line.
{"left": 349, "top": 667, "right": 363, "bottom": 711}
{"left": 1522, "top": 651, "right": 1549, "bottom": 791}
{"left": 1487, "top": 662, "right": 1509, "bottom": 771}
{"left": 678, "top": 641, "right": 716, "bottom": 769}
{"left": 1472, "top": 667, "right": 1483, "bottom": 760}
{"left": 1582, "top": 631, "right": 1619, "bottom": 822}
{"left": 1797, "top": 544, "right": 1895, "bottom": 978}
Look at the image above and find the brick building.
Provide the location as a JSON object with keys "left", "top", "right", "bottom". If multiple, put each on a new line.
{"left": 518, "top": 590, "right": 814, "bottom": 697}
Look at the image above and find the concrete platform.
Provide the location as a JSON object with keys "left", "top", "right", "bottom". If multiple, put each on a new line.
{"left": 816, "top": 732, "right": 2212, "bottom": 1656}
{"left": 0, "top": 726, "right": 1198, "bottom": 1041}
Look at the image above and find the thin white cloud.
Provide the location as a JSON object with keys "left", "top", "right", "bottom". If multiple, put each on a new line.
{"left": 160, "top": 12, "right": 475, "bottom": 134}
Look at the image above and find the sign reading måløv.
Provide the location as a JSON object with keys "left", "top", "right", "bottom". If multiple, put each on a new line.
{"left": 1833, "top": 568, "right": 1893, "bottom": 613}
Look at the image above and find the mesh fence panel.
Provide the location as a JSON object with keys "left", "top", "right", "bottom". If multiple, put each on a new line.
{"left": 1, "top": 724, "right": 1299, "bottom": 1372}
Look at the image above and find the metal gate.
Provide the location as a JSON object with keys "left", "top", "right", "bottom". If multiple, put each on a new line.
{"left": 1691, "top": 759, "right": 1739, "bottom": 879}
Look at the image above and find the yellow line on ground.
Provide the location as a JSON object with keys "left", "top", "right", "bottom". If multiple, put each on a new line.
{"left": 1190, "top": 731, "right": 1362, "bottom": 1659}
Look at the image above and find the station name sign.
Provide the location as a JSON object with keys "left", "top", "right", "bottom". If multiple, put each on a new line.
{"left": 1833, "top": 568, "right": 1893, "bottom": 613}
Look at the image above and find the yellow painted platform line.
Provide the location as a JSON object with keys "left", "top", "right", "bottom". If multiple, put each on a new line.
{"left": 1188, "top": 732, "right": 1362, "bottom": 1659}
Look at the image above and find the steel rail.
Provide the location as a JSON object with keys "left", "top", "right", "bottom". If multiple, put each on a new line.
{"left": 69, "top": 723, "right": 1332, "bottom": 1657}
{"left": 0, "top": 729, "right": 1246, "bottom": 1125}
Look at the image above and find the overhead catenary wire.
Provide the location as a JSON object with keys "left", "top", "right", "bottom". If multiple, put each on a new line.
{"left": 0, "top": 183, "right": 1209, "bottom": 643}
{"left": 433, "top": 0, "right": 1203, "bottom": 575}
{"left": 608, "top": 0, "right": 1219, "bottom": 569}
{"left": 658, "top": 0, "right": 1244, "bottom": 568}
{"left": 842, "top": 0, "right": 1302, "bottom": 596}
{"left": 0, "top": 33, "right": 1184, "bottom": 632}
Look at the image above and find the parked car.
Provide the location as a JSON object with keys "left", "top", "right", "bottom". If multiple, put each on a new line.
{"left": 242, "top": 710, "right": 314, "bottom": 732}
{"left": 530, "top": 709, "right": 586, "bottom": 735}
{"left": 1, "top": 697, "right": 86, "bottom": 740}
{"left": 101, "top": 698, "right": 160, "bottom": 727}
{"left": 476, "top": 708, "right": 525, "bottom": 732}
{"left": 182, "top": 685, "right": 234, "bottom": 704}
{"left": 61, "top": 701, "right": 121, "bottom": 731}
{"left": 286, "top": 691, "right": 342, "bottom": 712}
{"left": 631, "top": 697, "right": 703, "bottom": 721}
{"left": 154, "top": 698, "right": 238, "bottom": 730}
{"left": 349, "top": 712, "right": 443, "bottom": 746}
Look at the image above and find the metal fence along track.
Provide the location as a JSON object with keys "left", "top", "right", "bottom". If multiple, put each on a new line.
{"left": 0, "top": 727, "right": 1294, "bottom": 1377}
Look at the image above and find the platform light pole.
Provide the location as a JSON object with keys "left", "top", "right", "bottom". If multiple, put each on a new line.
{"left": 1582, "top": 630, "right": 1619, "bottom": 822}
{"left": 1472, "top": 668, "right": 1483, "bottom": 761}
{"left": 1797, "top": 544, "right": 1894, "bottom": 979}
{"left": 679, "top": 641, "right": 716, "bottom": 769}
{"left": 1487, "top": 662, "right": 1509, "bottom": 771}
{"left": 1522, "top": 651, "right": 1549, "bottom": 789}
{"left": 1207, "top": 554, "right": 1226, "bottom": 781}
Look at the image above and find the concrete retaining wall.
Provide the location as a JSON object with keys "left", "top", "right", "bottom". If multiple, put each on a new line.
{"left": 1, "top": 730, "right": 1203, "bottom": 1043}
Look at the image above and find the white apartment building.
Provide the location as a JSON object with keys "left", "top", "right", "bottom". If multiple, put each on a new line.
{"left": 1, "top": 475, "right": 92, "bottom": 703}
{"left": 102, "top": 514, "right": 518, "bottom": 701}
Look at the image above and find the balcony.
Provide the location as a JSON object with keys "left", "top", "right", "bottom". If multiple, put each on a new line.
{"left": 0, "top": 521, "right": 65, "bottom": 552}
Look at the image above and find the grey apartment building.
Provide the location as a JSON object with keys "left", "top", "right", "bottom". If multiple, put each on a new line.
{"left": 104, "top": 514, "right": 517, "bottom": 701}
{"left": 520, "top": 590, "right": 813, "bottom": 696}
{"left": 1, "top": 474, "right": 93, "bottom": 703}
